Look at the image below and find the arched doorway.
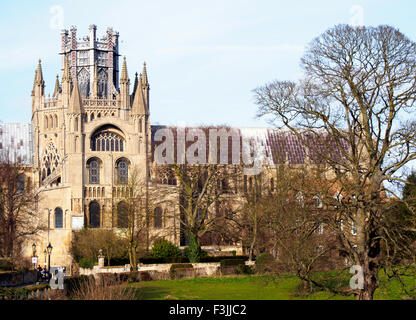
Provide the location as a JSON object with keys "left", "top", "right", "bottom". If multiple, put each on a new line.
{"left": 117, "top": 201, "right": 129, "bottom": 228}
{"left": 89, "top": 201, "right": 100, "bottom": 228}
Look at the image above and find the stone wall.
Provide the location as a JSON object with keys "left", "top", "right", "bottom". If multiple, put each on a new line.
{"left": 79, "top": 261, "right": 255, "bottom": 279}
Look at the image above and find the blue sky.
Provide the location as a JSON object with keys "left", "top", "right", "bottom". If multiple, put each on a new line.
{"left": 1, "top": 0, "right": 416, "bottom": 127}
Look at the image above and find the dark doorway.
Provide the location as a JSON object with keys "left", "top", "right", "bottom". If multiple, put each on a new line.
{"left": 89, "top": 201, "right": 100, "bottom": 228}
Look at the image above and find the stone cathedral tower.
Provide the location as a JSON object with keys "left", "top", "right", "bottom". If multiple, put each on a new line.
{"left": 30, "top": 25, "right": 151, "bottom": 268}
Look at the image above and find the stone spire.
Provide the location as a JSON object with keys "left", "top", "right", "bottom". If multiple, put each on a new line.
{"left": 61, "top": 54, "right": 72, "bottom": 107}
{"left": 120, "top": 56, "right": 130, "bottom": 108}
{"left": 62, "top": 55, "right": 71, "bottom": 83}
{"left": 32, "top": 59, "right": 45, "bottom": 97}
{"left": 120, "top": 56, "right": 129, "bottom": 84}
{"left": 131, "top": 73, "right": 148, "bottom": 115}
{"left": 69, "top": 75, "right": 83, "bottom": 114}
{"left": 131, "top": 72, "right": 138, "bottom": 102}
{"left": 35, "top": 59, "right": 44, "bottom": 84}
{"left": 53, "top": 75, "right": 60, "bottom": 97}
{"left": 142, "top": 62, "right": 149, "bottom": 88}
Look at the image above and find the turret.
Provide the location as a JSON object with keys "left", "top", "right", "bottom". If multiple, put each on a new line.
{"left": 131, "top": 72, "right": 149, "bottom": 116}
{"left": 68, "top": 75, "right": 83, "bottom": 115}
{"left": 32, "top": 59, "right": 45, "bottom": 113}
{"left": 120, "top": 56, "right": 130, "bottom": 108}
{"left": 53, "top": 75, "right": 61, "bottom": 98}
{"left": 142, "top": 62, "right": 150, "bottom": 110}
{"left": 131, "top": 72, "right": 138, "bottom": 105}
{"left": 61, "top": 55, "right": 72, "bottom": 107}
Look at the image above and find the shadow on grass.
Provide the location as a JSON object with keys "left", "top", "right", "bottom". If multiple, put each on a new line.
{"left": 133, "top": 286, "right": 172, "bottom": 300}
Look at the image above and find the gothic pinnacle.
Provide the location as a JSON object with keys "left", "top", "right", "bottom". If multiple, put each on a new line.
{"left": 132, "top": 72, "right": 148, "bottom": 115}
{"left": 69, "top": 75, "right": 82, "bottom": 114}
{"left": 142, "top": 62, "right": 149, "bottom": 87}
{"left": 53, "top": 74, "right": 60, "bottom": 97}
{"left": 62, "top": 55, "right": 71, "bottom": 82}
{"left": 35, "top": 59, "right": 44, "bottom": 85}
{"left": 120, "top": 56, "right": 129, "bottom": 83}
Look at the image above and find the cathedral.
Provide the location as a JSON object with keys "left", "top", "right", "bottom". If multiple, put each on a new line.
{"left": 0, "top": 25, "right": 322, "bottom": 271}
{"left": 27, "top": 25, "right": 154, "bottom": 268}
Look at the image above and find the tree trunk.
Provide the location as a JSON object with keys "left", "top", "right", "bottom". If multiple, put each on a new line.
{"left": 249, "top": 209, "right": 258, "bottom": 261}
{"left": 249, "top": 229, "right": 256, "bottom": 261}
{"left": 187, "top": 231, "right": 201, "bottom": 263}
{"left": 356, "top": 264, "right": 379, "bottom": 300}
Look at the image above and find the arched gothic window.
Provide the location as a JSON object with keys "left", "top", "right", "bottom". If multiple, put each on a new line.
{"left": 17, "top": 174, "right": 25, "bottom": 194}
{"left": 42, "top": 142, "right": 61, "bottom": 180}
{"left": 78, "top": 68, "right": 90, "bottom": 98}
{"left": 55, "top": 207, "right": 63, "bottom": 228}
{"left": 89, "top": 159, "right": 100, "bottom": 184}
{"left": 98, "top": 69, "right": 108, "bottom": 98}
{"left": 117, "top": 160, "right": 128, "bottom": 184}
{"left": 154, "top": 207, "right": 162, "bottom": 229}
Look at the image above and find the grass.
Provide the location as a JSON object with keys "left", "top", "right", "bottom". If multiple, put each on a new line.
{"left": 128, "top": 273, "right": 415, "bottom": 300}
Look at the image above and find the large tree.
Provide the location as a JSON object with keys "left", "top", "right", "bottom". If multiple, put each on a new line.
{"left": 254, "top": 24, "right": 416, "bottom": 300}
{"left": 116, "top": 166, "right": 148, "bottom": 270}
{"left": 171, "top": 163, "right": 238, "bottom": 262}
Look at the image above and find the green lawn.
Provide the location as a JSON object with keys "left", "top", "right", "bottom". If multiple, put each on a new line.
{"left": 128, "top": 273, "right": 415, "bottom": 300}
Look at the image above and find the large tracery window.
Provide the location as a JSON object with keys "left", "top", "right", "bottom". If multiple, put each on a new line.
{"left": 91, "top": 131, "right": 125, "bottom": 152}
{"left": 41, "top": 142, "right": 61, "bottom": 181}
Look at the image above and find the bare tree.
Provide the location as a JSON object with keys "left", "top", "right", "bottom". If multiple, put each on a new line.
{"left": 239, "top": 172, "right": 270, "bottom": 261}
{"left": 254, "top": 24, "right": 416, "bottom": 299}
{"left": 169, "top": 163, "right": 238, "bottom": 262}
{"left": 116, "top": 166, "right": 148, "bottom": 270}
{"left": 0, "top": 151, "right": 44, "bottom": 265}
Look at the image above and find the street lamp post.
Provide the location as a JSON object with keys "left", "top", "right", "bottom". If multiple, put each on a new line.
{"left": 31, "top": 243, "right": 37, "bottom": 270}
{"left": 43, "top": 249, "right": 47, "bottom": 268}
{"left": 46, "top": 243, "right": 53, "bottom": 273}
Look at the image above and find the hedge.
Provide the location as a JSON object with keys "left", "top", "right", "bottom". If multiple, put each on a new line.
{"left": 170, "top": 263, "right": 194, "bottom": 271}
{"left": 220, "top": 259, "right": 245, "bottom": 267}
{"left": 139, "top": 256, "right": 189, "bottom": 264}
{"left": 138, "top": 255, "right": 249, "bottom": 264}
{"left": 0, "top": 283, "right": 49, "bottom": 300}
{"left": 0, "top": 259, "right": 13, "bottom": 271}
